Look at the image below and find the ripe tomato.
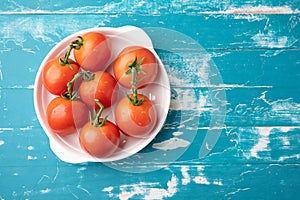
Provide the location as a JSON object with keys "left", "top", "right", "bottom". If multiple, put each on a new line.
{"left": 113, "top": 46, "right": 158, "bottom": 89}
{"left": 114, "top": 94, "right": 157, "bottom": 138}
{"left": 79, "top": 119, "right": 120, "bottom": 157}
{"left": 78, "top": 71, "right": 119, "bottom": 108}
{"left": 43, "top": 57, "right": 80, "bottom": 95}
{"left": 73, "top": 32, "right": 111, "bottom": 72}
{"left": 46, "top": 97, "right": 89, "bottom": 136}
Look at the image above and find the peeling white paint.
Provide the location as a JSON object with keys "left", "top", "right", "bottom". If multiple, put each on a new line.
{"left": 27, "top": 155, "right": 38, "bottom": 160}
{"left": 20, "top": 126, "right": 33, "bottom": 131}
{"left": 278, "top": 154, "right": 300, "bottom": 162}
{"left": 193, "top": 176, "right": 210, "bottom": 185}
{"left": 26, "top": 85, "right": 35, "bottom": 89}
{"left": 224, "top": 5, "right": 294, "bottom": 14}
{"left": 213, "top": 180, "right": 223, "bottom": 186}
{"left": 244, "top": 91, "right": 300, "bottom": 159}
{"left": 102, "top": 186, "right": 114, "bottom": 198}
{"left": 172, "top": 131, "right": 183, "bottom": 136}
{"left": 144, "top": 175, "right": 178, "bottom": 200}
{"left": 226, "top": 188, "right": 251, "bottom": 197}
{"left": 116, "top": 175, "right": 178, "bottom": 200}
{"left": 278, "top": 127, "right": 295, "bottom": 133}
{"left": 281, "top": 137, "right": 290, "bottom": 146}
{"left": 76, "top": 167, "right": 87, "bottom": 173}
{"left": 251, "top": 30, "right": 297, "bottom": 49}
{"left": 0, "top": 2, "right": 298, "bottom": 15}
{"left": 181, "top": 166, "right": 191, "bottom": 185}
{"left": 103, "top": 165, "right": 225, "bottom": 199}
{"left": 0, "top": 128, "right": 14, "bottom": 131}
{"left": 103, "top": 186, "right": 114, "bottom": 192}
{"left": 0, "top": 140, "right": 4, "bottom": 146}
{"left": 210, "top": 51, "right": 231, "bottom": 58}
{"left": 169, "top": 88, "right": 209, "bottom": 111}
{"left": 27, "top": 146, "right": 34, "bottom": 150}
{"left": 250, "top": 127, "right": 272, "bottom": 158}
{"left": 193, "top": 166, "right": 210, "bottom": 185}
{"left": 197, "top": 165, "right": 205, "bottom": 171}
{"left": 152, "top": 137, "right": 190, "bottom": 150}
{"left": 40, "top": 188, "right": 51, "bottom": 194}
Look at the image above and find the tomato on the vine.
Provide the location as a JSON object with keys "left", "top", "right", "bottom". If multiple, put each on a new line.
{"left": 114, "top": 94, "right": 157, "bottom": 138}
{"left": 79, "top": 100, "right": 120, "bottom": 157}
{"left": 113, "top": 46, "right": 158, "bottom": 89}
{"left": 46, "top": 96, "right": 89, "bottom": 136}
{"left": 73, "top": 32, "right": 111, "bottom": 72}
{"left": 78, "top": 71, "right": 119, "bottom": 108}
{"left": 43, "top": 57, "right": 80, "bottom": 95}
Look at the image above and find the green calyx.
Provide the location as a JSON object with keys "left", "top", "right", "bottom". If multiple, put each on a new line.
{"left": 125, "top": 56, "right": 145, "bottom": 75}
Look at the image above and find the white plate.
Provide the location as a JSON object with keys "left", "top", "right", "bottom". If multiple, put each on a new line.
{"left": 33, "top": 26, "right": 171, "bottom": 163}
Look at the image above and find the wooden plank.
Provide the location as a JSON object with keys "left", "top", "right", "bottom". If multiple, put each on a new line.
{"left": 1, "top": 86, "right": 300, "bottom": 128}
{"left": 0, "top": 14, "right": 299, "bottom": 51}
{"left": 0, "top": 48, "right": 300, "bottom": 88}
{"left": 0, "top": 0, "right": 299, "bottom": 14}
{"left": 0, "top": 1, "right": 299, "bottom": 199}
{"left": 0, "top": 161, "right": 299, "bottom": 199}
{"left": 1, "top": 124, "right": 299, "bottom": 166}
{"left": 160, "top": 50, "right": 300, "bottom": 88}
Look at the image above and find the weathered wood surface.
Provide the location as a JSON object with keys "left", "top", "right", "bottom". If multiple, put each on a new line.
{"left": 0, "top": 0, "right": 300, "bottom": 199}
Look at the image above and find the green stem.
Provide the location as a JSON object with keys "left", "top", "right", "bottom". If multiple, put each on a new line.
{"left": 64, "top": 71, "right": 94, "bottom": 100}
{"left": 59, "top": 36, "right": 83, "bottom": 67}
{"left": 131, "top": 67, "right": 138, "bottom": 104}
{"left": 127, "top": 56, "right": 145, "bottom": 106}
{"left": 93, "top": 99, "right": 108, "bottom": 127}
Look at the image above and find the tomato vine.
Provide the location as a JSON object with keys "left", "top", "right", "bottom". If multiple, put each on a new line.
{"left": 126, "top": 56, "right": 145, "bottom": 106}
{"left": 59, "top": 36, "right": 84, "bottom": 67}
{"left": 91, "top": 99, "right": 108, "bottom": 127}
{"left": 63, "top": 71, "right": 94, "bottom": 101}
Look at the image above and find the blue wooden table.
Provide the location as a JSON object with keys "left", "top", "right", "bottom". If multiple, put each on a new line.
{"left": 1, "top": 1, "right": 300, "bottom": 199}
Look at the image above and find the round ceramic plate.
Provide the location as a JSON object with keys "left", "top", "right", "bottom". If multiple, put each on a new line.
{"left": 33, "top": 26, "right": 170, "bottom": 163}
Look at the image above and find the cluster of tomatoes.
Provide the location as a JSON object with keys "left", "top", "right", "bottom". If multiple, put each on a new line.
{"left": 42, "top": 31, "right": 158, "bottom": 158}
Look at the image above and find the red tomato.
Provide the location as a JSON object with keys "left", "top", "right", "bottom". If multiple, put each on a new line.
{"left": 113, "top": 46, "right": 158, "bottom": 89}
{"left": 43, "top": 57, "right": 80, "bottom": 95}
{"left": 114, "top": 94, "right": 157, "bottom": 138}
{"left": 78, "top": 71, "right": 119, "bottom": 108}
{"left": 73, "top": 32, "right": 111, "bottom": 72}
{"left": 46, "top": 97, "right": 89, "bottom": 136}
{"left": 79, "top": 119, "right": 120, "bottom": 157}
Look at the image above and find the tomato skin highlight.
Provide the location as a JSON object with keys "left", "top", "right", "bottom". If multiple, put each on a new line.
{"left": 78, "top": 71, "right": 119, "bottom": 108}
{"left": 46, "top": 97, "right": 89, "bottom": 136}
{"left": 43, "top": 57, "right": 80, "bottom": 95}
{"left": 73, "top": 32, "right": 111, "bottom": 72}
{"left": 79, "top": 120, "right": 120, "bottom": 157}
{"left": 113, "top": 46, "right": 158, "bottom": 89}
{"left": 114, "top": 94, "right": 157, "bottom": 138}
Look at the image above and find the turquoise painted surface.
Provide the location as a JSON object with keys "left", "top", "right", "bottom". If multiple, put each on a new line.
{"left": 1, "top": 0, "right": 300, "bottom": 199}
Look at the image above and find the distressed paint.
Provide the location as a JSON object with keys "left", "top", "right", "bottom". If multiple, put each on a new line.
{"left": 152, "top": 137, "right": 190, "bottom": 150}
{"left": 0, "top": 0, "right": 300, "bottom": 199}
{"left": 0, "top": 1, "right": 299, "bottom": 14}
{"left": 2, "top": 87, "right": 300, "bottom": 128}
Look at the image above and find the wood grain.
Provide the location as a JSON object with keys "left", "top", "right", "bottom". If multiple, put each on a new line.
{"left": 0, "top": 0, "right": 299, "bottom": 199}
